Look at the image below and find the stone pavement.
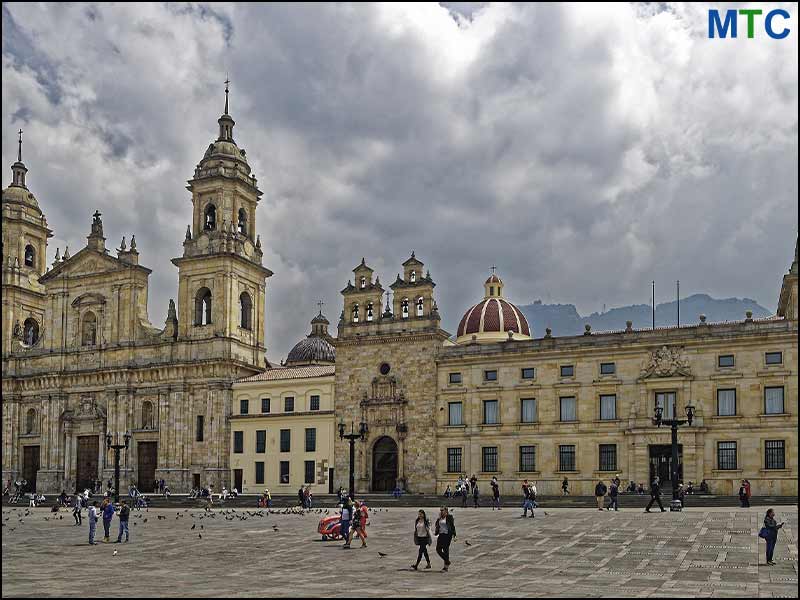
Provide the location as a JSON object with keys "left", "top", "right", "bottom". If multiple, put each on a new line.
{"left": 1, "top": 506, "right": 796, "bottom": 597}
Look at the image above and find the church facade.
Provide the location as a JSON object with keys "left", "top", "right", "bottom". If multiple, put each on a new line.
{"left": 2, "top": 87, "right": 272, "bottom": 493}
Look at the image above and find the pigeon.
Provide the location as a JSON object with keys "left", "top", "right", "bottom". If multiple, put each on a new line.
{"left": 113, "top": 550, "right": 118, "bottom": 556}
{"left": 143, "top": 518, "right": 148, "bottom": 523}
{"left": 198, "top": 534, "right": 202, "bottom": 539}
{"left": 191, "top": 524, "right": 196, "bottom": 530}
{"left": 200, "top": 525, "right": 204, "bottom": 530}
{"left": 464, "top": 541, "right": 472, "bottom": 546}
{"left": 378, "top": 552, "right": 388, "bottom": 558}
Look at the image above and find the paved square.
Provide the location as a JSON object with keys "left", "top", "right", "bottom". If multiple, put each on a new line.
{"left": 2, "top": 505, "right": 797, "bottom": 597}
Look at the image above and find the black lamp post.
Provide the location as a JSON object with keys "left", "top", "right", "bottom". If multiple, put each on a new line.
{"left": 652, "top": 404, "right": 695, "bottom": 504}
{"left": 338, "top": 419, "right": 368, "bottom": 500}
{"left": 105, "top": 431, "right": 131, "bottom": 504}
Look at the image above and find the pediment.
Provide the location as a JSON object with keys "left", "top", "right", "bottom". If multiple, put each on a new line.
{"left": 41, "top": 248, "right": 149, "bottom": 283}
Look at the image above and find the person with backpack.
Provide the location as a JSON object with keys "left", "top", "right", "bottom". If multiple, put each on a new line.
{"left": 645, "top": 476, "right": 666, "bottom": 512}
{"left": 595, "top": 480, "right": 608, "bottom": 511}
{"left": 411, "top": 510, "right": 432, "bottom": 570}
{"left": 115, "top": 500, "right": 130, "bottom": 543}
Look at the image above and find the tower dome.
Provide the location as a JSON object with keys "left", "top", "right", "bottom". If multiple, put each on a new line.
{"left": 455, "top": 271, "right": 531, "bottom": 343}
{"left": 285, "top": 308, "right": 336, "bottom": 366}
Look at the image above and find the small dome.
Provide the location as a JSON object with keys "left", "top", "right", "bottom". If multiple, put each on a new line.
{"left": 311, "top": 312, "right": 330, "bottom": 325}
{"left": 485, "top": 273, "right": 502, "bottom": 285}
{"left": 455, "top": 271, "right": 531, "bottom": 343}
{"left": 285, "top": 335, "right": 335, "bottom": 366}
{"left": 2, "top": 181, "right": 41, "bottom": 212}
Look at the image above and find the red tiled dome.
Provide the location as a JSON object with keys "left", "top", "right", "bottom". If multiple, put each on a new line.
{"left": 456, "top": 297, "right": 530, "bottom": 338}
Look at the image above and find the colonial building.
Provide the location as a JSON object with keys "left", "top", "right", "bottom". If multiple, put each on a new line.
{"left": 231, "top": 310, "right": 336, "bottom": 495}
{"left": 2, "top": 85, "right": 273, "bottom": 493}
{"left": 334, "top": 247, "right": 798, "bottom": 497}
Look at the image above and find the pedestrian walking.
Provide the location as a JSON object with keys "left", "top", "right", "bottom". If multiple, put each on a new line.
{"left": 594, "top": 480, "right": 607, "bottom": 511}
{"left": 340, "top": 498, "right": 353, "bottom": 549}
{"left": 351, "top": 500, "right": 367, "bottom": 548}
{"left": 72, "top": 492, "right": 83, "bottom": 525}
{"left": 491, "top": 477, "right": 501, "bottom": 510}
{"left": 738, "top": 481, "right": 749, "bottom": 508}
{"left": 434, "top": 506, "right": 456, "bottom": 572}
{"left": 522, "top": 481, "right": 535, "bottom": 518}
{"left": 760, "top": 509, "right": 784, "bottom": 566}
{"left": 461, "top": 483, "right": 468, "bottom": 508}
{"left": 115, "top": 500, "right": 130, "bottom": 543}
{"left": 472, "top": 481, "right": 480, "bottom": 508}
{"left": 562, "top": 477, "right": 569, "bottom": 496}
{"left": 101, "top": 497, "right": 115, "bottom": 542}
{"left": 411, "top": 510, "right": 432, "bottom": 570}
{"left": 88, "top": 501, "right": 99, "bottom": 545}
{"left": 645, "top": 476, "right": 665, "bottom": 512}
{"left": 607, "top": 480, "right": 619, "bottom": 511}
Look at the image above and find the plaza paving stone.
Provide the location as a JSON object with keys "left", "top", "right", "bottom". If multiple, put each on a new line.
{"left": 1, "top": 506, "right": 796, "bottom": 597}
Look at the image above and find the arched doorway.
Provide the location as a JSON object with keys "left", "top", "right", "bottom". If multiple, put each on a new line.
{"left": 372, "top": 436, "right": 398, "bottom": 492}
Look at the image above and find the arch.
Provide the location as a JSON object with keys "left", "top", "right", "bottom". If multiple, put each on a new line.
{"left": 239, "top": 291, "right": 252, "bottom": 330}
{"left": 351, "top": 303, "right": 360, "bottom": 323}
{"left": 401, "top": 298, "right": 409, "bottom": 319}
{"left": 141, "top": 400, "right": 154, "bottom": 429}
{"left": 195, "top": 288, "right": 212, "bottom": 326}
{"left": 204, "top": 204, "right": 217, "bottom": 230}
{"left": 25, "top": 408, "right": 37, "bottom": 435}
{"left": 410, "top": 270, "right": 416, "bottom": 283}
{"left": 22, "top": 318, "right": 39, "bottom": 346}
{"left": 360, "top": 275, "right": 366, "bottom": 289}
{"left": 366, "top": 301, "right": 374, "bottom": 322}
{"left": 416, "top": 296, "right": 424, "bottom": 317}
{"left": 372, "top": 436, "right": 398, "bottom": 492}
{"left": 24, "top": 244, "right": 35, "bottom": 268}
{"left": 81, "top": 311, "right": 97, "bottom": 346}
{"left": 237, "top": 208, "right": 247, "bottom": 235}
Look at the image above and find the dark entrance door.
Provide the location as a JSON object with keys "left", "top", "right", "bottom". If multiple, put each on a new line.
{"left": 137, "top": 442, "right": 157, "bottom": 492}
{"left": 328, "top": 468, "right": 334, "bottom": 494}
{"left": 372, "top": 437, "right": 398, "bottom": 492}
{"left": 76, "top": 436, "right": 99, "bottom": 493}
{"left": 649, "top": 444, "right": 682, "bottom": 486}
{"left": 22, "top": 446, "right": 40, "bottom": 493}
{"left": 233, "top": 469, "right": 243, "bottom": 491}
{"left": 193, "top": 473, "right": 201, "bottom": 490}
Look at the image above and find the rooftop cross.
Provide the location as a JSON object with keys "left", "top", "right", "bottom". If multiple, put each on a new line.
{"left": 317, "top": 299, "right": 325, "bottom": 315}
{"left": 490, "top": 265, "right": 497, "bottom": 275}
{"left": 17, "top": 129, "right": 22, "bottom": 162}
{"left": 224, "top": 75, "right": 230, "bottom": 115}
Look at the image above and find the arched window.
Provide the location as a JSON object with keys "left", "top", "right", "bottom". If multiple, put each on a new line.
{"left": 410, "top": 270, "right": 416, "bottom": 283}
{"left": 204, "top": 204, "right": 217, "bottom": 230}
{"left": 360, "top": 276, "right": 366, "bottom": 289}
{"left": 81, "top": 311, "right": 97, "bottom": 346}
{"left": 401, "top": 298, "right": 409, "bottom": 319}
{"left": 352, "top": 303, "right": 360, "bottom": 323}
{"left": 23, "top": 318, "right": 39, "bottom": 346}
{"left": 366, "top": 302, "right": 374, "bottom": 322}
{"left": 239, "top": 292, "right": 252, "bottom": 330}
{"left": 416, "top": 296, "right": 424, "bottom": 317}
{"left": 237, "top": 208, "right": 247, "bottom": 236}
{"left": 141, "top": 401, "right": 154, "bottom": 429}
{"left": 25, "top": 408, "right": 37, "bottom": 435}
{"left": 195, "top": 288, "right": 212, "bottom": 325}
{"left": 24, "top": 245, "right": 35, "bottom": 268}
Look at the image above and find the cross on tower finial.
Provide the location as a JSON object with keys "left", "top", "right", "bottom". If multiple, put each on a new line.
{"left": 490, "top": 265, "right": 497, "bottom": 274}
{"left": 224, "top": 74, "right": 230, "bottom": 115}
{"left": 317, "top": 299, "right": 325, "bottom": 315}
{"left": 17, "top": 129, "right": 23, "bottom": 162}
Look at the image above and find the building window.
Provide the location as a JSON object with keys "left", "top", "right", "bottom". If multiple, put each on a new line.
{"left": 559, "top": 396, "right": 577, "bottom": 422}
{"left": 22, "top": 318, "right": 39, "bottom": 346}
{"left": 483, "top": 400, "right": 499, "bottom": 424}
{"left": 482, "top": 447, "right": 498, "bottom": 472}
{"left": 352, "top": 303, "right": 359, "bottom": 323}
{"left": 765, "top": 440, "right": 786, "bottom": 470}
{"left": 204, "top": 204, "right": 217, "bottom": 230}
{"left": 195, "top": 288, "right": 212, "bottom": 325}
{"left": 655, "top": 391, "right": 676, "bottom": 420}
{"left": 304, "top": 460, "right": 315, "bottom": 484}
{"left": 366, "top": 301, "right": 374, "bottom": 322}
{"left": 239, "top": 292, "right": 252, "bottom": 330}
{"left": 416, "top": 297, "right": 424, "bottom": 317}
{"left": 195, "top": 415, "right": 204, "bottom": 442}
{"left": 717, "top": 441, "right": 737, "bottom": 470}
{"left": 25, "top": 408, "right": 37, "bottom": 434}
{"left": 360, "top": 275, "right": 366, "bottom": 289}
{"left": 24, "top": 244, "right": 35, "bottom": 268}
{"left": 600, "top": 362, "right": 615, "bottom": 375}
{"left": 305, "top": 428, "right": 316, "bottom": 452}
{"left": 521, "top": 367, "right": 535, "bottom": 380}
{"left": 237, "top": 208, "right": 247, "bottom": 235}
{"left": 764, "top": 387, "right": 785, "bottom": 414}
{"left": 559, "top": 445, "right": 576, "bottom": 472}
{"left": 261, "top": 398, "right": 270, "bottom": 413}
{"left": 448, "top": 372, "right": 462, "bottom": 384}
{"left": 519, "top": 446, "right": 536, "bottom": 472}
{"left": 520, "top": 398, "right": 537, "bottom": 423}
{"left": 718, "top": 354, "right": 735, "bottom": 368}
{"left": 256, "top": 430, "right": 266, "bottom": 454}
{"left": 280, "top": 461, "right": 290, "bottom": 484}
{"left": 484, "top": 369, "right": 498, "bottom": 382}
{"left": 410, "top": 270, "right": 416, "bottom": 282}
{"left": 560, "top": 365, "right": 574, "bottom": 377}
{"left": 599, "top": 444, "right": 617, "bottom": 471}
{"left": 141, "top": 401, "right": 154, "bottom": 430}
{"left": 717, "top": 389, "right": 736, "bottom": 416}
{"left": 255, "top": 461, "right": 265, "bottom": 485}
{"left": 600, "top": 395, "right": 616, "bottom": 420}
{"left": 447, "top": 448, "right": 462, "bottom": 473}
{"left": 280, "top": 429, "right": 290, "bottom": 452}
{"left": 448, "top": 402, "right": 463, "bottom": 426}
{"left": 310, "top": 395, "right": 320, "bottom": 411}
{"left": 284, "top": 397, "right": 294, "bottom": 413}
{"left": 81, "top": 311, "right": 97, "bottom": 346}
{"left": 765, "top": 351, "right": 783, "bottom": 365}
{"left": 240, "top": 399, "right": 249, "bottom": 415}
{"left": 401, "top": 298, "right": 409, "bottom": 318}
{"left": 233, "top": 431, "right": 244, "bottom": 454}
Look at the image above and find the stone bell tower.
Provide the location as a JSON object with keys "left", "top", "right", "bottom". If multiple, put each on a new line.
{"left": 172, "top": 80, "right": 272, "bottom": 367}
{"left": 777, "top": 236, "right": 798, "bottom": 321}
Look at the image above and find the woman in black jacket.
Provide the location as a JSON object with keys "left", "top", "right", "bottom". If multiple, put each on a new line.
{"left": 763, "top": 509, "right": 784, "bottom": 565}
{"left": 434, "top": 506, "right": 457, "bottom": 572}
{"left": 411, "top": 510, "right": 432, "bottom": 570}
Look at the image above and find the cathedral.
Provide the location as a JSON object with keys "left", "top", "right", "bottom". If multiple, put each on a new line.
{"left": 2, "top": 85, "right": 271, "bottom": 493}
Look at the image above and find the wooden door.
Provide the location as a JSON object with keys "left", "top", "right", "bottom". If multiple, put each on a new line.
{"left": 22, "top": 446, "right": 40, "bottom": 493}
{"left": 137, "top": 442, "right": 157, "bottom": 492}
{"left": 233, "top": 469, "right": 243, "bottom": 491}
{"left": 76, "top": 436, "right": 99, "bottom": 493}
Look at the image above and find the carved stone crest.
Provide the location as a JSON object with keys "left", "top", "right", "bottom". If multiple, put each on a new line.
{"left": 641, "top": 346, "right": 691, "bottom": 378}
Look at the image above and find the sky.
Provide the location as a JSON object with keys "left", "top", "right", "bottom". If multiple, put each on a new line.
{"left": 2, "top": 2, "right": 797, "bottom": 363}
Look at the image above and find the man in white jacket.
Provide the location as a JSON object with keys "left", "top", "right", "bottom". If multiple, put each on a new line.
{"left": 88, "top": 501, "right": 99, "bottom": 545}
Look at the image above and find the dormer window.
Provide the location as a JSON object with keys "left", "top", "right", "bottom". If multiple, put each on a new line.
{"left": 416, "top": 297, "right": 424, "bottom": 317}
{"left": 401, "top": 298, "right": 409, "bottom": 319}
{"left": 24, "top": 245, "right": 35, "bottom": 268}
{"left": 352, "top": 303, "right": 360, "bottom": 323}
{"left": 237, "top": 208, "right": 247, "bottom": 236}
{"left": 204, "top": 204, "right": 217, "bottom": 230}
{"left": 410, "top": 270, "right": 416, "bottom": 283}
{"left": 366, "top": 302, "right": 374, "bottom": 322}
{"left": 360, "top": 276, "right": 366, "bottom": 289}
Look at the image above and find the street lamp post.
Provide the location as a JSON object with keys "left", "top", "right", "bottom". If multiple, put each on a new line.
{"left": 105, "top": 431, "right": 131, "bottom": 504}
{"left": 652, "top": 404, "right": 695, "bottom": 507}
{"left": 338, "top": 419, "right": 368, "bottom": 500}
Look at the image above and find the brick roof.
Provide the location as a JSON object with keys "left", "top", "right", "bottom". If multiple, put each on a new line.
{"left": 238, "top": 365, "right": 335, "bottom": 383}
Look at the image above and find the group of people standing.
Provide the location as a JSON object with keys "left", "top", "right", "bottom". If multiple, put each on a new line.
{"left": 298, "top": 486, "right": 314, "bottom": 509}
{"left": 83, "top": 497, "right": 130, "bottom": 545}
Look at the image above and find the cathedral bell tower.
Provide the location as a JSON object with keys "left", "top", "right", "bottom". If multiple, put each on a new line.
{"left": 171, "top": 80, "right": 272, "bottom": 366}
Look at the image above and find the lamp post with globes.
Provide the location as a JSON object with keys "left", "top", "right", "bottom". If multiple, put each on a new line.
{"left": 338, "top": 419, "right": 368, "bottom": 500}
{"left": 105, "top": 431, "right": 131, "bottom": 504}
{"left": 652, "top": 404, "right": 695, "bottom": 508}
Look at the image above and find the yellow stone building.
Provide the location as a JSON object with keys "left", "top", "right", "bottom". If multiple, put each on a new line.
{"left": 230, "top": 312, "right": 336, "bottom": 495}
{"left": 2, "top": 86, "right": 272, "bottom": 493}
